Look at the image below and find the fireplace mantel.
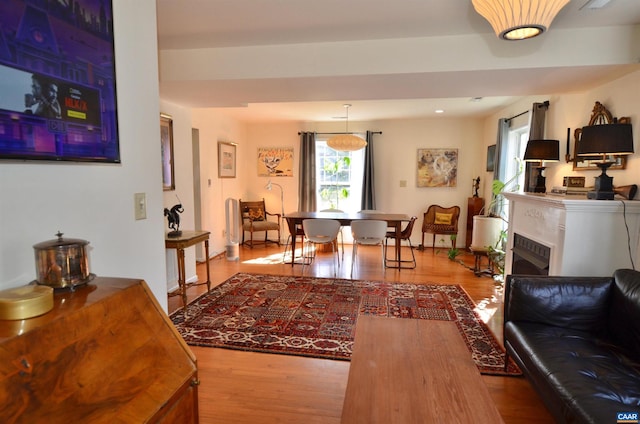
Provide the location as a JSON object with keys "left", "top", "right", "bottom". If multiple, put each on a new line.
{"left": 504, "top": 192, "right": 640, "bottom": 277}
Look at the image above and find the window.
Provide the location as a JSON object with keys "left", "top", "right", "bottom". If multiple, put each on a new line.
{"left": 315, "top": 138, "right": 364, "bottom": 213}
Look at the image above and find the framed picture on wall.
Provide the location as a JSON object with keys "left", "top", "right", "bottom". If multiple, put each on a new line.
{"left": 218, "top": 141, "right": 237, "bottom": 178}
{"left": 486, "top": 144, "right": 496, "bottom": 172}
{"left": 257, "top": 147, "right": 294, "bottom": 176}
{"left": 160, "top": 113, "right": 175, "bottom": 191}
{"left": 416, "top": 148, "right": 458, "bottom": 187}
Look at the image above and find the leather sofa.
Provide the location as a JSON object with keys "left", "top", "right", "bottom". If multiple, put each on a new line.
{"left": 504, "top": 269, "right": 640, "bottom": 424}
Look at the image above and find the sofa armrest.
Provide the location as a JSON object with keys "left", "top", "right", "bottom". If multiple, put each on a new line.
{"left": 504, "top": 275, "right": 613, "bottom": 334}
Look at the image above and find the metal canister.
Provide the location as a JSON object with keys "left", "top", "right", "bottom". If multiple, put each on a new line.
{"left": 33, "top": 232, "right": 92, "bottom": 289}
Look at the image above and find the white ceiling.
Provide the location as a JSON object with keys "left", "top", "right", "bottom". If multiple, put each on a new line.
{"left": 155, "top": 0, "right": 640, "bottom": 122}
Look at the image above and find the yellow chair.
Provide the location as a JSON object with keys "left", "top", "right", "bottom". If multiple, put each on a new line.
{"left": 421, "top": 205, "right": 460, "bottom": 252}
{"left": 239, "top": 199, "right": 280, "bottom": 248}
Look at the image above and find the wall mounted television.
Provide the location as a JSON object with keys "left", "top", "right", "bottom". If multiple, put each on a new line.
{"left": 0, "top": 0, "right": 120, "bottom": 163}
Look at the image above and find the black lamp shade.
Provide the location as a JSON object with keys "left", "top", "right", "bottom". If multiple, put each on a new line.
{"left": 523, "top": 139, "right": 560, "bottom": 162}
{"left": 577, "top": 124, "right": 634, "bottom": 156}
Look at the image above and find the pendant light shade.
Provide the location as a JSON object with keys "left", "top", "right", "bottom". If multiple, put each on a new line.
{"left": 327, "top": 104, "right": 367, "bottom": 151}
{"left": 471, "top": 0, "right": 570, "bottom": 40}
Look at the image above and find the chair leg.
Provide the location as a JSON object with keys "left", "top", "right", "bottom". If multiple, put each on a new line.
{"left": 351, "top": 242, "right": 357, "bottom": 278}
{"left": 432, "top": 234, "right": 436, "bottom": 253}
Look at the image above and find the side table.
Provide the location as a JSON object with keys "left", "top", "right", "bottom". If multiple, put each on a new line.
{"left": 165, "top": 230, "right": 211, "bottom": 310}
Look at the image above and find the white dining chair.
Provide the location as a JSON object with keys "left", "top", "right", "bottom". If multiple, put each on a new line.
{"left": 350, "top": 220, "right": 387, "bottom": 278}
{"left": 319, "top": 208, "right": 345, "bottom": 261}
{"left": 302, "top": 219, "right": 341, "bottom": 276}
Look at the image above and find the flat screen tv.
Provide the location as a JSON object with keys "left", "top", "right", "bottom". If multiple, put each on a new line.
{"left": 0, "top": 0, "right": 120, "bottom": 163}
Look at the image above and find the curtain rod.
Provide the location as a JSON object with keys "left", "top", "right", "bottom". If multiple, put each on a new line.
{"left": 298, "top": 131, "right": 383, "bottom": 135}
{"left": 506, "top": 100, "right": 549, "bottom": 122}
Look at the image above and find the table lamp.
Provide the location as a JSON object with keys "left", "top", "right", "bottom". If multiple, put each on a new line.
{"left": 523, "top": 139, "right": 560, "bottom": 193}
{"left": 577, "top": 123, "right": 634, "bottom": 200}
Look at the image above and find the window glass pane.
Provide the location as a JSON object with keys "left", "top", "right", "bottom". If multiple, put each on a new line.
{"left": 315, "top": 138, "right": 364, "bottom": 213}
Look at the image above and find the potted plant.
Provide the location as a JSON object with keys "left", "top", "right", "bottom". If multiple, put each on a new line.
{"left": 471, "top": 159, "right": 523, "bottom": 279}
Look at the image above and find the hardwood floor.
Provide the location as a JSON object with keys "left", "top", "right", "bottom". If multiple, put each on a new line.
{"left": 168, "top": 243, "right": 554, "bottom": 423}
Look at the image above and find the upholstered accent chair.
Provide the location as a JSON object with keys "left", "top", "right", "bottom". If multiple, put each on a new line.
{"left": 421, "top": 205, "right": 460, "bottom": 252}
{"left": 239, "top": 199, "right": 281, "bottom": 248}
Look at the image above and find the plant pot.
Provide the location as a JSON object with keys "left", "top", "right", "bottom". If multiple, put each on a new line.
{"left": 470, "top": 216, "right": 503, "bottom": 251}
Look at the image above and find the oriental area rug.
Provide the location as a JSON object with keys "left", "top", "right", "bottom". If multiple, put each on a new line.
{"left": 170, "top": 272, "right": 521, "bottom": 376}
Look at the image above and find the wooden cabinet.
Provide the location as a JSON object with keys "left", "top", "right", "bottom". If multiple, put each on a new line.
{"left": 466, "top": 197, "right": 485, "bottom": 249}
{"left": 0, "top": 277, "right": 199, "bottom": 423}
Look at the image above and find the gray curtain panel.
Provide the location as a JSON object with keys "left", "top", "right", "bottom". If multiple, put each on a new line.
{"left": 490, "top": 118, "right": 510, "bottom": 216}
{"left": 525, "top": 102, "right": 549, "bottom": 192}
{"left": 361, "top": 130, "right": 376, "bottom": 211}
{"left": 298, "top": 132, "right": 317, "bottom": 212}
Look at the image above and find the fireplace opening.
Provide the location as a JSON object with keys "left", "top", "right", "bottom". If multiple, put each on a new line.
{"left": 511, "top": 233, "right": 550, "bottom": 275}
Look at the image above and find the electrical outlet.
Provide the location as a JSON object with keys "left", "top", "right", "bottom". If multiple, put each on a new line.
{"left": 134, "top": 193, "right": 147, "bottom": 220}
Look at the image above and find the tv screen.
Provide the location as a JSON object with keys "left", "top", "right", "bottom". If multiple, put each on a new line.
{"left": 0, "top": 0, "right": 120, "bottom": 163}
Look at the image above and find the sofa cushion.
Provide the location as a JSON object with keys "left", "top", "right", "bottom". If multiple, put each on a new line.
{"left": 506, "top": 276, "right": 613, "bottom": 335}
{"left": 609, "top": 269, "right": 640, "bottom": 357}
{"left": 506, "top": 321, "right": 640, "bottom": 424}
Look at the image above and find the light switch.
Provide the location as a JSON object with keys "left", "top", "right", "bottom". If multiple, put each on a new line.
{"left": 399, "top": 180, "right": 407, "bottom": 188}
{"left": 134, "top": 193, "right": 147, "bottom": 220}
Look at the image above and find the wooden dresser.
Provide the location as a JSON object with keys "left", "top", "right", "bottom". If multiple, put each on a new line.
{"left": 0, "top": 277, "right": 199, "bottom": 423}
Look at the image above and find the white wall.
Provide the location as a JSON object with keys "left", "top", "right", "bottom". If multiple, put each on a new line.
{"left": 191, "top": 109, "right": 247, "bottom": 255}
{"left": 0, "top": 0, "right": 169, "bottom": 309}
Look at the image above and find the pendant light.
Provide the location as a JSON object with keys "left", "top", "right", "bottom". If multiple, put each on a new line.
{"left": 326, "top": 104, "right": 367, "bottom": 151}
{"left": 471, "top": 0, "right": 570, "bottom": 40}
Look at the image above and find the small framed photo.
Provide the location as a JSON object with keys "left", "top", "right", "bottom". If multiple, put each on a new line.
{"left": 218, "top": 141, "right": 237, "bottom": 178}
{"left": 160, "top": 113, "right": 175, "bottom": 191}
{"left": 486, "top": 144, "right": 496, "bottom": 172}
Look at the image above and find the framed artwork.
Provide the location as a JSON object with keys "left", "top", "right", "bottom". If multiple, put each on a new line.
{"left": 417, "top": 148, "right": 458, "bottom": 187}
{"left": 160, "top": 114, "right": 175, "bottom": 191}
{"left": 486, "top": 144, "right": 496, "bottom": 172}
{"left": 218, "top": 141, "right": 237, "bottom": 178}
{"left": 257, "top": 147, "right": 294, "bottom": 176}
{"left": 0, "top": 0, "right": 120, "bottom": 163}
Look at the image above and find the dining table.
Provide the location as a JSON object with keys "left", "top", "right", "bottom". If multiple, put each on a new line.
{"left": 284, "top": 211, "right": 411, "bottom": 268}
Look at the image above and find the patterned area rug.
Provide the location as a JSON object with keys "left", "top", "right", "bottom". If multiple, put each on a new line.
{"left": 170, "top": 272, "right": 521, "bottom": 376}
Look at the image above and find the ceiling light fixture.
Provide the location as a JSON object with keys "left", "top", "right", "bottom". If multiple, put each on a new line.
{"left": 326, "top": 104, "right": 367, "bottom": 151}
{"left": 471, "top": 0, "right": 570, "bottom": 40}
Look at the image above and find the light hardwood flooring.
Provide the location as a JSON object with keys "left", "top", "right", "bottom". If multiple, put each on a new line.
{"left": 168, "top": 243, "right": 554, "bottom": 423}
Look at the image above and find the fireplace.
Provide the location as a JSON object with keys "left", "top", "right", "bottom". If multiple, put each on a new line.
{"left": 503, "top": 192, "right": 640, "bottom": 277}
{"left": 511, "top": 233, "right": 550, "bottom": 275}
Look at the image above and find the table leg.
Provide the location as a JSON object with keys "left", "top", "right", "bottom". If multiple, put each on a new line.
{"left": 287, "top": 218, "right": 297, "bottom": 267}
{"left": 204, "top": 239, "right": 211, "bottom": 292}
{"left": 395, "top": 222, "right": 402, "bottom": 264}
{"left": 177, "top": 247, "right": 187, "bottom": 310}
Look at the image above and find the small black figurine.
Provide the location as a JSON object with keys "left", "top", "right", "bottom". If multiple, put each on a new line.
{"left": 164, "top": 203, "right": 184, "bottom": 237}
{"left": 473, "top": 176, "right": 480, "bottom": 198}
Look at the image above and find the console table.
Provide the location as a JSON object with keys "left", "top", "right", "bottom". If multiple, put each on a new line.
{"left": 165, "top": 230, "right": 211, "bottom": 310}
